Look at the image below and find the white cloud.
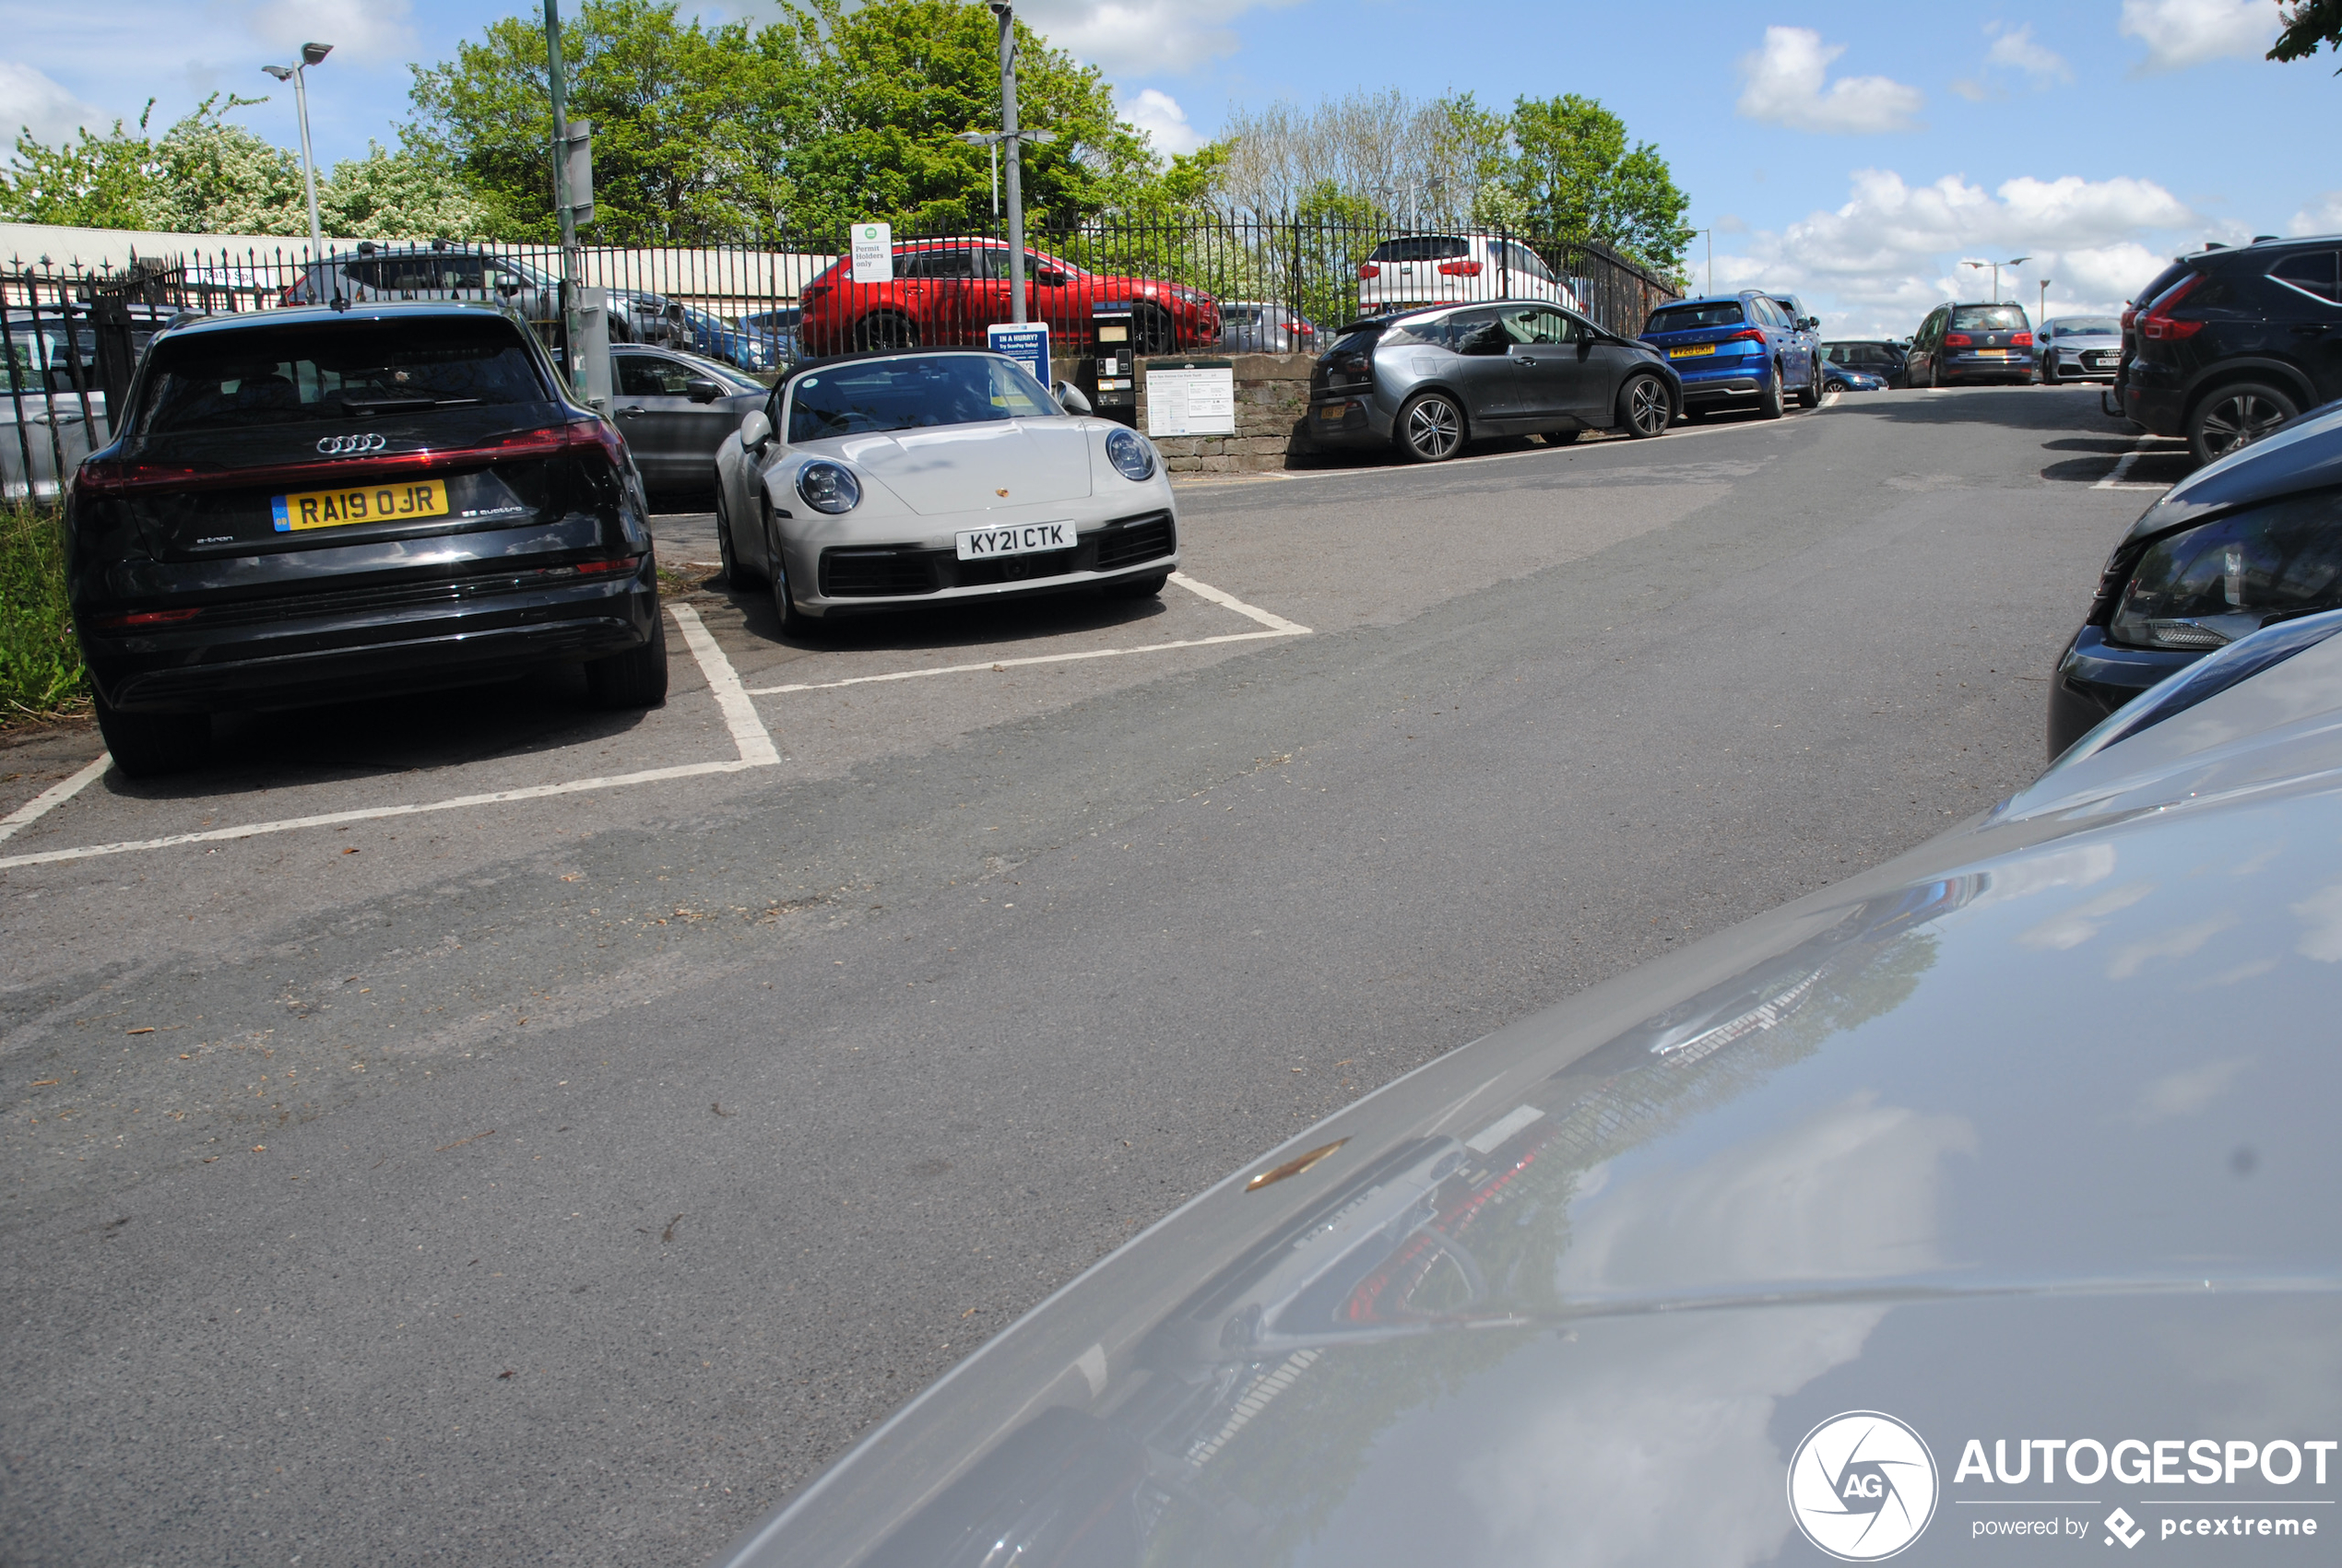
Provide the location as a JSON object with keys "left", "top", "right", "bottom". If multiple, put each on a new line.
{"left": 1986, "top": 21, "right": 2072, "bottom": 82}
{"left": 2126, "top": 1056, "right": 2252, "bottom": 1124}
{"left": 1117, "top": 87, "right": 1203, "bottom": 156}
{"left": 1709, "top": 167, "right": 2201, "bottom": 336}
{"left": 241, "top": 0, "right": 417, "bottom": 66}
{"left": 0, "top": 59, "right": 108, "bottom": 143}
{"left": 2292, "top": 193, "right": 2342, "bottom": 236}
{"left": 1735, "top": 26, "right": 1924, "bottom": 135}
{"left": 2119, "top": 0, "right": 2272, "bottom": 74}
{"left": 1013, "top": 0, "right": 1300, "bottom": 77}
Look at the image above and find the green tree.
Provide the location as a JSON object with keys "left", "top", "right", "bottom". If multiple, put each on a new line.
{"left": 146, "top": 95, "right": 308, "bottom": 235}
{"left": 319, "top": 144, "right": 493, "bottom": 239}
{"left": 1504, "top": 94, "right": 1692, "bottom": 273}
{"left": 778, "top": 0, "right": 1153, "bottom": 233}
{"left": 2270, "top": 0, "right": 2342, "bottom": 68}
{"left": 405, "top": 0, "right": 797, "bottom": 242}
{"left": 0, "top": 106, "right": 160, "bottom": 229}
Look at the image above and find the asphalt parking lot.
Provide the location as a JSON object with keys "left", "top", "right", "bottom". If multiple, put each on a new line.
{"left": 2, "top": 383, "right": 2199, "bottom": 1565}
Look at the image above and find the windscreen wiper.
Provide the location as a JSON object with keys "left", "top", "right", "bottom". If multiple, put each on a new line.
{"left": 335, "top": 396, "right": 485, "bottom": 415}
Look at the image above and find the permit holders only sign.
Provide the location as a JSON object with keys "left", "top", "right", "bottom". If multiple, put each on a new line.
{"left": 986, "top": 323, "right": 1051, "bottom": 389}
{"left": 850, "top": 222, "right": 893, "bottom": 284}
{"left": 1145, "top": 359, "right": 1236, "bottom": 438}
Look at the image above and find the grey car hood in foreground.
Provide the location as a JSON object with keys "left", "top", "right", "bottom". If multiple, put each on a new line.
{"left": 716, "top": 627, "right": 2342, "bottom": 1568}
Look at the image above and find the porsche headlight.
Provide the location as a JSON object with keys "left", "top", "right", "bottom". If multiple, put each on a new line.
{"left": 2111, "top": 491, "right": 2342, "bottom": 650}
{"left": 1105, "top": 427, "right": 1156, "bottom": 482}
{"left": 797, "top": 461, "right": 861, "bottom": 514}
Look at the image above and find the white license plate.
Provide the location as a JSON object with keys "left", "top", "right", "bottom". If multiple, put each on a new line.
{"left": 957, "top": 520, "right": 1074, "bottom": 561}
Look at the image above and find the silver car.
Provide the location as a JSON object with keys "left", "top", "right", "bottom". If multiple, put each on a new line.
{"left": 712, "top": 606, "right": 2342, "bottom": 1568}
{"left": 709, "top": 348, "right": 1179, "bottom": 635}
{"left": 609, "top": 345, "right": 766, "bottom": 492}
{"left": 281, "top": 242, "right": 558, "bottom": 322}
{"left": 2040, "top": 313, "right": 2122, "bottom": 383}
{"left": 1216, "top": 301, "right": 1325, "bottom": 355}
{"left": 1309, "top": 300, "right": 1680, "bottom": 462}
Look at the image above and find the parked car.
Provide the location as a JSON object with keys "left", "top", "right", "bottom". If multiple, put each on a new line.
{"left": 1309, "top": 300, "right": 1680, "bottom": 463}
{"left": 2046, "top": 393, "right": 2342, "bottom": 758}
{"left": 797, "top": 241, "right": 1221, "bottom": 358}
{"left": 1822, "top": 363, "right": 1885, "bottom": 393}
{"left": 709, "top": 348, "right": 1180, "bottom": 634}
{"left": 1217, "top": 301, "right": 1325, "bottom": 355}
{"left": 1905, "top": 301, "right": 2037, "bottom": 387}
{"left": 609, "top": 345, "right": 767, "bottom": 491}
{"left": 607, "top": 290, "right": 785, "bottom": 374}
{"left": 65, "top": 301, "right": 664, "bottom": 777}
{"left": 1638, "top": 291, "right": 1820, "bottom": 419}
{"left": 2117, "top": 232, "right": 2342, "bottom": 465}
{"left": 1354, "top": 233, "right": 1579, "bottom": 315}
{"left": 709, "top": 602, "right": 2342, "bottom": 1568}
{"left": 279, "top": 242, "right": 558, "bottom": 322}
{"left": 1823, "top": 337, "right": 1909, "bottom": 387}
{"left": 2037, "top": 314, "right": 2121, "bottom": 383}
{"left": 1765, "top": 291, "right": 1823, "bottom": 383}
{"left": 740, "top": 306, "right": 801, "bottom": 362}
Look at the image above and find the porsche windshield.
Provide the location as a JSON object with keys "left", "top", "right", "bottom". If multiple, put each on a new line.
{"left": 787, "top": 355, "right": 1059, "bottom": 442}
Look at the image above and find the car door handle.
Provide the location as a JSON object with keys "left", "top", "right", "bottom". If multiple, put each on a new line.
{"left": 1516, "top": 355, "right": 1537, "bottom": 365}
{"left": 2291, "top": 324, "right": 2329, "bottom": 337}
{"left": 617, "top": 406, "right": 645, "bottom": 416}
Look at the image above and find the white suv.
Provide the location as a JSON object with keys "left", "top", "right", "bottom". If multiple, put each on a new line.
{"left": 1355, "top": 234, "right": 1579, "bottom": 316}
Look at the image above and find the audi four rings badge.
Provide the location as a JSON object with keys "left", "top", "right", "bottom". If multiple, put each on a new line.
{"left": 315, "top": 433, "right": 386, "bottom": 454}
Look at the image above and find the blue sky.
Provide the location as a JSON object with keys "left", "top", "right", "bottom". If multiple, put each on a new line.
{"left": 5, "top": 0, "right": 2336, "bottom": 335}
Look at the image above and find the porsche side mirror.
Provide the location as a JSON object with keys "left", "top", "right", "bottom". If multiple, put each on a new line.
{"left": 687, "top": 378, "right": 723, "bottom": 404}
{"left": 738, "top": 408, "right": 773, "bottom": 451}
{"left": 1056, "top": 380, "right": 1093, "bottom": 414}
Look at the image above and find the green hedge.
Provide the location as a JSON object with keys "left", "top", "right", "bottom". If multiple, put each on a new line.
{"left": 0, "top": 507, "right": 87, "bottom": 725}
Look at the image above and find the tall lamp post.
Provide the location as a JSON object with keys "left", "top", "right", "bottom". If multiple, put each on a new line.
{"left": 1962, "top": 254, "right": 2029, "bottom": 302}
{"left": 1692, "top": 228, "right": 1712, "bottom": 296}
{"left": 2038, "top": 277, "right": 2052, "bottom": 324}
{"left": 260, "top": 41, "right": 331, "bottom": 257}
{"left": 984, "top": 4, "right": 1055, "bottom": 325}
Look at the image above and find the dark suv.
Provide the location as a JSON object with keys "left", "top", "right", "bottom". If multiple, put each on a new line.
{"left": 66, "top": 302, "right": 665, "bottom": 776}
{"left": 1906, "top": 302, "right": 2036, "bottom": 386}
{"left": 2119, "top": 234, "right": 2342, "bottom": 464}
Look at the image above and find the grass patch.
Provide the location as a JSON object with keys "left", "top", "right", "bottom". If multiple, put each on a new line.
{"left": 0, "top": 505, "right": 87, "bottom": 727}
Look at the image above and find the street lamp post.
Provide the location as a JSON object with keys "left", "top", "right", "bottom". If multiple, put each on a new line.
{"left": 956, "top": 131, "right": 1001, "bottom": 222}
{"left": 1692, "top": 228, "right": 1712, "bottom": 296}
{"left": 260, "top": 41, "right": 331, "bottom": 258}
{"left": 974, "top": 6, "right": 1056, "bottom": 323}
{"left": 1961, "top": 255, "right": 2029, "bottom": 302}
{"left": 2039, "top": 278, "right": 2052, "bottom": 324}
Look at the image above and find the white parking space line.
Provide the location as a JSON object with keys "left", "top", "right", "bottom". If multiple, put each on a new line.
{"left": 1819, "top": 390, "right": 1842, "bottom": 408}
{"left": 2093, "top": 436, "right": 2175, "bottom": 492}
{"left": 0, "top": 606, "right": 778, "bottom": 872}
{"left": 668, "top": 602, "right": 780, "bottom": 764}
{"left": 1167, "top": 572, "right": 1312, "bottom": 634}
{"left": 0, "top": 754, "right": 112, "bottom": 844}
{"left": 742, "top": 572, "right": 1311, "bottom": 698}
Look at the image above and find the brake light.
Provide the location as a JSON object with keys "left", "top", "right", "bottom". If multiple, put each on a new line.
{"left": 75, "top": 419, "right": 624, "bottom": 498}
{"left": 2139, "top": 275, "right": 2206, "bottom": 340}
{"left": 570, "top": 553, "right": 644, "bottom": 576}
{"left": 1437, "top": 260, "right": 1483, "bottom": 277}
{"left": 2011, "top": 332, "right": 2034, "bottom": 347}
{"left": 90, "top": 607, "right": 203, "bottom": 631}
{"left": 1944, "top": 332, "right": 1972, "bottom": 348}
{"left": 803, "top": 283, "right": 830, "bottom": 303}
{"left": 1358, "top": 263, "right": 1380, "bottom": 279}
{"left": 1727, "top": 327, "right": 1768, "bottom": 343}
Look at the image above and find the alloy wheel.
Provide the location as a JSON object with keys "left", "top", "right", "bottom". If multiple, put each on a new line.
{"left": 1402, "top": 395, "right": 1464, "bottom": 461}
{"left": 1625, "top": 377, "right": 1669, "bottom": 437}
{"left": 2195, "top": 391, "right": 2292, "bottom": 458}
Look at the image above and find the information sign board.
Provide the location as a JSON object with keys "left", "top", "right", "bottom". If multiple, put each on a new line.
{"left": 985, "top": 323, "right": 1052, "bottom": 390}
{"left": 1144, "top": 360, "right": 1236, "bottom": 437}
{"left": 850, "top": 222, "right": 893, "bottom": 284}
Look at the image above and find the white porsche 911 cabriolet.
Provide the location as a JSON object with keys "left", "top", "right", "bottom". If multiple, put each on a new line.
{"left": 709, "top": 348, "right": 1181, "bottom": 635}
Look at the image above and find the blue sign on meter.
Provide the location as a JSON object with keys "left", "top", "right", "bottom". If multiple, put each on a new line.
{"left": 986, "top": 323, "right": 1052, "bottom": 390}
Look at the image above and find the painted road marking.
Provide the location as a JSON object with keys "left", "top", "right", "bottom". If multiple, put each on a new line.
{"left": 0, "top": 754, "right": 112, "bottom": 845}
{"left": 2094, "top": 436, "right": 2180, "bottom": 492}
{"left": 743, "top": 573, "right": 1311, "bottom": 697}
{"left": 0, "top": 607, "right": 776, "bottom": 872}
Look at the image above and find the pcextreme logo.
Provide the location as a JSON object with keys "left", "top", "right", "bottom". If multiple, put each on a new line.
{"left": 1788, "top": 1411, "right": 1942, "bottom": 1561}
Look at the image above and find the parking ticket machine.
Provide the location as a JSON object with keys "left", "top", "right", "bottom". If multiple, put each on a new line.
{"left": 1090, "top": 301, "right": 1136, "bottom": 426}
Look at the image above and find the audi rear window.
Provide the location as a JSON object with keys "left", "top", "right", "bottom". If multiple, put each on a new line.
{"left": 1645, "top": 301, "right": 1745, "bottom": 333}
{"left": 135, "top": 317, "right": 552, "bottom": 435}
{"left": 1367, "top": 236, "right": 1470, "bottom": 262}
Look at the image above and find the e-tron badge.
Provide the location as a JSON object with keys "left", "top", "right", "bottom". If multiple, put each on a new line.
{"left": 1787, "top": 1410, "right": 1939, "bottom": 1561}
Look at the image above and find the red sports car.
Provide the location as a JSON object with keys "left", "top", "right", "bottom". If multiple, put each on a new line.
{"left": 798, "top": 239, "right": 1221, "bottom": 357}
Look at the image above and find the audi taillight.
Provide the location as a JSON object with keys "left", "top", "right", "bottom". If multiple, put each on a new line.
{"left": 1437, "top": 260, "right": 1483, "bottom": 277}
{"left": 1357, "top": 263, "right": 1380, "bottom": 279}
{"left": 74, "top": 419, "right": 624, "bottom": 498}
{"left": 1944, "top": 332, "right": 1972, "bottom": 348}
{"left": 2139, "top": 276, "right": 2206, "bottom": 340}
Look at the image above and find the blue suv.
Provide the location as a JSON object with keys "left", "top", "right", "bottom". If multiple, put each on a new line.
{"left": 1639, "top": 290, "right": 1822, "bottom": 419}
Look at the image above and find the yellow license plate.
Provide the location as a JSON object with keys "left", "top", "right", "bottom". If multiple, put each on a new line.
{"left": 1976, "top": 348, "right": 2009, "bottom": 358}
{"left": 273, "top": 478, "right": 448, "bottom": 533}
{"left": 1667, "top": 343, "right": 1716, "bottom": 358}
